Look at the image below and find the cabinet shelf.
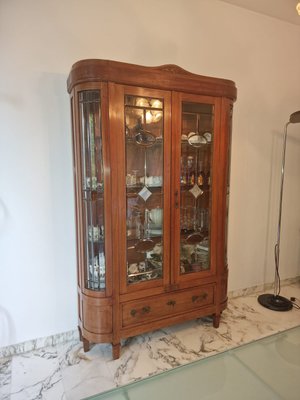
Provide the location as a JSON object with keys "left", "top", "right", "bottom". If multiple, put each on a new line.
{"left": 83, "top": 187, "right": 104, "bottom": 192}
{"left": 181, "top": 139, "right": 211, "bottom": 147}
{"left": 180, "top": 184, "right": 209, "bottom": 192}
{"left": 127, "top": 235, "right": 162, "bottom": 246}
{"left": 180, "top": 229, "right": 208, "bottom": 238}
{"left": 126, "top": 186, "right": 163, "bottom": 198}
{"left": 83, "top": 188, "right": 104, "bottom": 201}
{"left": 127, "top": 265, "right": 162, "bottom": 279}
{"left": 88, "top": 238, "right": 105, "bottom": 245}
{"left": 126, "top": 137, "right": 163, "bottom": 145}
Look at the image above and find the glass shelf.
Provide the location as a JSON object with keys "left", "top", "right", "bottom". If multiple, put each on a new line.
{"left": 87, "top": 251, "right": 105, "bottom": 290}
{"left": 125, "top": 94, "right": 164, "bottom": 286}
{"left": 79, "top": 89, "right": 106, "bottom": 291}
{"left": 181, "top": 138, "right": 211, "bottom": 147}
{"left": 83, "top": 190, "right": 105, "bottom": 203}
{"left": 126, "top": 137, "right": 163, "bottom": 145}
{"left": 180, "top": 101, "right": 214, "bottom": 275}
{"left": 127, "top": 259, "right": 162, "bottom": 284}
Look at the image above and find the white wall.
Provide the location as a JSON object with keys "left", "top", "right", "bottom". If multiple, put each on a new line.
{"left": 0, "top": 0, "right": 300, "bottom": 347}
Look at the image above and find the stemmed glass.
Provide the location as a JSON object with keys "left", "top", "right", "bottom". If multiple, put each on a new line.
{"left": 132, "top": 170, "right": 139, "bottom": 186}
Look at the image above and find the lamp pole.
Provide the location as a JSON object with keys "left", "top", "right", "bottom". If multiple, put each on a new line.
{"left": 258, "top": 111, "right": 300, "bottom": 311}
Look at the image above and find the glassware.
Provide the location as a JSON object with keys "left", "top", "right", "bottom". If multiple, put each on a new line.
{"left": 134, "top": 212, "right": 143, "bottom": 239}
{"left": 125, "top": 94, "right": 164, "bottom": 285}
{"left": 180, "top": 101, "right": 214, "bottom": 275}
{"left": 79, "top": 90, "right": 106, "bottom": 290}
{"left": 131, "top": 170, "right": 139, "bottom": 185}
{"left": 144, "top": 209, "right": 151, "bottom": 239}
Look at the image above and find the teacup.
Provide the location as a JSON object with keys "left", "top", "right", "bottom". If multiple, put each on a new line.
{"left": 153, "top": 176, "right": 162, "bottom": 186}
{"left": 128, "top": 263, "right": 139, "bottom": 274}
{"left": 150, "top": 207, "right": 163, "bottom": 228}
{"left": 145, "top": 176, "right": 153, "bottom": 186}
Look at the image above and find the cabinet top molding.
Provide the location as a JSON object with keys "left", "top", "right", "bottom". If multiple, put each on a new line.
{"left": 67, "top": 59, "right": 237, "bottom": 101}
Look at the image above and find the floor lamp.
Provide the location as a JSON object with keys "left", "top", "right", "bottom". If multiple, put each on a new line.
{"left": 258, "top": 110, "right": 300, "bottom": 311}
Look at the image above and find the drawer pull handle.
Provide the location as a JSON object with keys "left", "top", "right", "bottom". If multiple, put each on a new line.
{"left": 167, "top": 300, "right": 176, "bottom": 306}
{"left": 131, "top": 306, "right": 151, "bottom": 317}
{"left": 192, "top": 293, "right": 208, "bottom": 303}
{"left": 130, "top": 309, "right": 137, "bottom": 317}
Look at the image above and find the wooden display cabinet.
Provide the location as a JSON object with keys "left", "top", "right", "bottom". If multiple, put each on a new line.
{"left": 67, "top": 60, "right": 237, "bottom": 359}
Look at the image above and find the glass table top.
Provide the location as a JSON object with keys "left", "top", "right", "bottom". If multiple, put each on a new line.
{"left": 86, "top": 325, "right": 300, "bottom": 400}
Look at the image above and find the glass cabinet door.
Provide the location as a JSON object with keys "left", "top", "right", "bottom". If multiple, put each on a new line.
{"left": 179, "top": 101, "right": 214, "bottom": 275}
{"left": 124, "top": 95, "right": 165, "bottom": 285}
{"left": 79, "top": 90, "right": 106, "bottom": 291}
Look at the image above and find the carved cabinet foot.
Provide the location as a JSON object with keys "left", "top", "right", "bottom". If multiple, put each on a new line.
{"left": 83, "top": 337, "right": 90, "bottom": 352}
{"left": 112, "top": 343, "right": 121, "bottom": 360}
{"left": 213, "top": 314, "right": 220, "bottom": 328}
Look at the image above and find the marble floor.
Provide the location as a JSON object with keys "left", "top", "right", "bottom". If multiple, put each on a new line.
{"left": 89, "top": 325, "right": 300, "bottom": 400}
{"left": 1, "top": 282, "right": 300, "bottom": 400}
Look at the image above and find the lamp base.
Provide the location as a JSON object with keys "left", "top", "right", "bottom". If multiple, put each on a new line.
{"left": 258, "top": 294, "right": 293, "bottom": 311}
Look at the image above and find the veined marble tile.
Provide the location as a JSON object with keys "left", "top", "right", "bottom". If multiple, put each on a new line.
{"left": 9, "top": 346, "right": 65, "bottom": 400}
{"left": 105, "top": 283, "right": 300, "bottom": 388}
{"left": 107, "top": 326, "right": 220, "bottom": 387}
{"left": 0, "top": 330, "right": 78, "bottom": 359}
{"left": 61, "top": 350, "right": 116, "bottom": 400}
{"left": 216, "top": 285, "right": 300, "bottom": 347}
{"left": 62, "top": 359, "right": 115, "bottom": 400}
{"left": 1, "top": 282, "right": 299, "bottom": 400}
{"left": 106, "top": 330, "right": 175, "bottom": 387}
{"left": 58, "top": 339, "right": 113, "bottom": 368}
{"left": 59, "top": 340, "right": 115, "bottom": 400}
{"left": 0, "top": 356, "right": 12, "bottom": 400}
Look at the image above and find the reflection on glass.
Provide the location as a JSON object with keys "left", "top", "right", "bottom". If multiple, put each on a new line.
{"left": 180, "top": 102, "right": 214, "bottom": 275}
{"left": 79, "top": 90, "right": 105, "bottom": 290}
{"left": 225, "top": 105, "right": 233, "bottom": 266}
{"left": 135, "top": 130, "right": 156, "bottom": 147}
{"left": 124, "top": 95, "right": 164, "bottom": 284}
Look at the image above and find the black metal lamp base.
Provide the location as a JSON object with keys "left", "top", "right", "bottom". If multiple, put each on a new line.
{"left": 258, "top": 294, "right": 293, "bottom": 311}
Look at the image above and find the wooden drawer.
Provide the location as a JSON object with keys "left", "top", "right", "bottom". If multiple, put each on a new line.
{"left": 122, "top": 285, "right": 214, "bottom": 328}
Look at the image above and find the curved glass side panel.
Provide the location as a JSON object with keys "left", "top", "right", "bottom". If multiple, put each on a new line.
{"left": 124, "top": 95, "right": 164, "bottom": 285}
{"left": 79, "top": 90, "right": 105, "bottom": 290}
{"left": 225, "top": 104, "right": 233, "bottom": 267}
{"left": 180, "top": 102, "right": 214, "bottom": 275}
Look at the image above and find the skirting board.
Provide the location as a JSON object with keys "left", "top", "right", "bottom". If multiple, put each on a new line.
{"left": 228, "top": 275, "right": 300, "bottom": 299}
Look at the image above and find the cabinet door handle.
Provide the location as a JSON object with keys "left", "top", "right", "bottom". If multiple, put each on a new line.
{"left": 175, "top": 190, "right": 179, "bottom": 209}
{"left": 142, "top": 306, "right": 151, "bottom": 314}
{"left": 130, "top": 309, "right": 137, "bottom": 317}
{"left": 167, "top": 300, "right": 176, "bottom": 306}
{"left": 192, "top": 293, "right": 208, "bottom": 303}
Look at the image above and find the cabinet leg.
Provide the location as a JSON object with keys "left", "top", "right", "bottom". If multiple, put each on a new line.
{"left": 213, "top": 314, "right": 220, "bottom": 328}
{"left": 78, "top": 326, "right": 83, "bottom": 342}
{"left": 83, "top": 337, "right": 90, "bottom": 352}
{"left": 112, "top": 343, "right": 121, "bottom": 360}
